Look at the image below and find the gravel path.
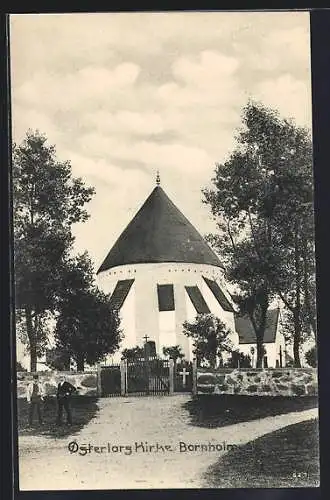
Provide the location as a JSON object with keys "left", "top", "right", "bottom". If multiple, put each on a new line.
{"left": 18, "top": 395, "right": 318, "bottom": 490}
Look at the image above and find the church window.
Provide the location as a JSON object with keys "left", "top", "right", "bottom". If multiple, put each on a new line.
{"left": 185, "top": 286, "right": 210, "bottom": 314}
{"left": 157, "top": 284, "right": 175, "bottom": 311}
{"left": 109, "top": 279, "right": 135, "bottom": 310}
{"left": 202, "top": 276, "right": 234, "bottom": 312}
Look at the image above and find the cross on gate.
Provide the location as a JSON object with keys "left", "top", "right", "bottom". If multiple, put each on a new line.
{"left": 179, "top": 367, "right": 189, "bottom": 386}
{"left": 143, "top": 334, "right": 150, "bottom": 343}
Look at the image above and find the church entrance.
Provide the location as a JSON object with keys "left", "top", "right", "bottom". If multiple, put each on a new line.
{"left": 126, "top": 357, "right": 170, "bottom": 395}
{"left": 100, "top": 357, "right": 194, "bottom": 396}
{"left": 100, "top": 364, "right": 122, "bottom": 397}
{"left": 100, "top": 358, "right": 172, "bottom": 396}
{"left": 174, "top": 360, "right": 193, "bottom": 393}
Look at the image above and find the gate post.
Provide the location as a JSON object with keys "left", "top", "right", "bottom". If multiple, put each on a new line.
{"left": 169, "top": 359, "right": 174, "bottom": 395}
{"left": 120, "top": 359, "right": 127, "bottom": 396}
{"left": 192, "top": 358, "right": 197, "bottom": 396}
{"left": 97, "top": 363, "right": 102, "bottom": 397}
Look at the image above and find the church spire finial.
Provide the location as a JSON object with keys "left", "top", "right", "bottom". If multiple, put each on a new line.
{"left": 156, "top": 170, "right": 161, "bottom": 186}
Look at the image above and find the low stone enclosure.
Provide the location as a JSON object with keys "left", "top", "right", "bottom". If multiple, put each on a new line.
{"left": 16, "top": 371, "right": 98, "bottom": 398}
{"left": 16, "top": 366, "right": 318, "bottom": 398}
{"left": 196, "top": 367, "right": 318, "bottom": 397}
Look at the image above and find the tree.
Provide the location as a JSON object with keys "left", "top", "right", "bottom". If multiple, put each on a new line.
{"left": 203, "top": 101, "right": 315, "bottom": 367}
{"left": 13, "top": 130, "right": 95, "bottom": 371}
{"left": 121, "top": 346, "right": 145, "bottom": 360}
{"left": 182, "top": 314, "right": 233, "bottom": 368}
{"left": 225, "top": 350, "right": 252, "bottom": 368}
{"left": 279, "top": 306, "right": 313, "bottom": 358}
{"left": 16, "top": 361, "right": 27, "bottom": 372}
{"left": 162, "top": 345, "right": 185, "bottom": 363}
{"left": 45, "top": 346, "right": 71, "bottom": 371}
{"left": 54, "top": 253, "right": 122, "bottom": 371}
{"left": 305, "top": 345, "right": 317, "bottom": 368}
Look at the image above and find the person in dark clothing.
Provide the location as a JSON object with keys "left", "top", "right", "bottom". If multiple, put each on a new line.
{"left": 56, "top": 376, "right": 76, "bottom": 425}
{"left": 26, "top": 374, "right": 45, "bottom": 426}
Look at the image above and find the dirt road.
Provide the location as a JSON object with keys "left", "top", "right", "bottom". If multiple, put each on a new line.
{"left": 18, "top": 394, "right": 318, "bottom": 490}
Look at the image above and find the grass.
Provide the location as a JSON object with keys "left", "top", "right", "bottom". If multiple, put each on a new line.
{"left": 16, "top": 396, "right": 99, "bottom": 438}
{"left": 203, "top": 418, "right": 320, "bottom": 488}
{"left": 183, "top": 394, "right": 318, "bottom": 428}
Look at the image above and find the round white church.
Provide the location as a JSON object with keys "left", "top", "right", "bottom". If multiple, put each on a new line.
{"left": 96, "top": 176, "right": 239, "bottom": 363}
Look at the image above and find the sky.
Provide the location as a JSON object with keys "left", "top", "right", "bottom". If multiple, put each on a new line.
{"left": 10, "top": 11, "right": 312, "bottom": 273}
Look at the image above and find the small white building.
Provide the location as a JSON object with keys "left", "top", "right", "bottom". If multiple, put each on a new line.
{"left": 234, "top": 309, "right": 286, "bottom": 368}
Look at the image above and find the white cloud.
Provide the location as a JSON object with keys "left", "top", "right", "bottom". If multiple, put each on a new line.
{"left": 10, "top": 11, "right": 312, "bottom": 271}
{"left": 173, "top": 50, "right": 239, "bottom": 86}
{"left": 13, "top": 62, "right": 141, "bottom": 114}
{"left": 255, "top": 74, "right": 312, "bottom": 127}
{"left": 84, "top": 110, "right": 166, "bottom": 136}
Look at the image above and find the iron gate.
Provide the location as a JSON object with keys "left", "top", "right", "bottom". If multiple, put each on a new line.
{"left": 126, "top": 357, "right": 170, "bottom": 396}
{"left": 100, "top": 357, "right": 195, "bottom": 396}
{"left": 100, "top": 364, "right": 121, "bottom": 397}
{"left": 174, "top": 360, "right": 193, "bottom": 392}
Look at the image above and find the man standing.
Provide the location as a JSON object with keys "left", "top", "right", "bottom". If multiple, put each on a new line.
{"left": 26, "top": 374, "right": 45, "bottom": 426}
{"left": 56, "top": 376, "right": 76, "bottom": 425}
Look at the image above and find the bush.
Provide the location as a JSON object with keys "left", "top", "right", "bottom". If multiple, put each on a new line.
{"left": 305, "top": 346, "right": 317, "bottom": 368}
{"left": 16, "top": 361, "right": 27, "bottom": 372}
{"left": 225, "top": 350, "right": 252, "bottom": 368}
{"left": 45, "top": 347, "right": 70, "bottom": 371}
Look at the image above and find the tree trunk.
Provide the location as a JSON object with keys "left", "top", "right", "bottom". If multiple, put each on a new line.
{"left": 293, "top": 310, "right": 301, "bottom": 367}
{"left": 25, "top": 306, "right": 37, "bottom": 372}
{"left": 293, "top": 223, "right": 302, "bottom": 368}
{"left": 253, "top": 303, "right": 268, "bottom": 368}
{"left": 256, "top": 337, "right": 264, "bottom": 368}
{"left": 302, "top": 232, "right": 317, "bottom": 340}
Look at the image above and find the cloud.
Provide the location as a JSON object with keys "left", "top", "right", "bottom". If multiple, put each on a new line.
{"left": 158, "top": 50, "right": 244, "bottom": 109}
{"left": 10, "top": 12, "right": 312, "bottom": 271}
{"left": 13, "top": 62, "right": 141, "bottom": 113}
{"left": 254, "top": 74, "right": 312, "bottom": 127}
{"left": 76, "top": 133, "right": 214, "bottom": 176}
{"left": 173, "top": 50, "right": 239, "bottom": 85}
{"left": 84, "top": 110, "right": 166, "bottom": 136}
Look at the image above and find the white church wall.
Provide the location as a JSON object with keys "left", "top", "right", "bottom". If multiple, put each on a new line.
{"left": 135, "top": 266, "right": 159, "bottom": 350}
{"left": 184, "top": 282, "right": 198, "bottom": 362}
{"left": 174, "top": 282, "right": 191, "bottom": 359}
{"left": 200, "top": 277, "right": 239, "bottom": 349}
{"left": 159, "top": 310, "right": 176, "bottom": 356}
{"left": 97, "top": 262, "right": 237, "bottom": 362}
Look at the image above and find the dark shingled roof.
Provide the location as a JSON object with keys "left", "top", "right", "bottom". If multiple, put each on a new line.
{"left": 97, "top": 186, "right": 223, "bottom": 273}
{"left": 235, "top": 309, "right": 280, "bottom": 344}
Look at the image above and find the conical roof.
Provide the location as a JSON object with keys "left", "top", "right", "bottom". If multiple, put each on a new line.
{"left": 97, "top": 185, "right": 223, "bottom": 273}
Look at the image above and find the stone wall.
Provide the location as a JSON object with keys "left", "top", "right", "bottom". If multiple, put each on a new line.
{"left": 197, "top": 368, "right": 318, "bottom": 397}
{"left": 16, "top": 371, "right": 98, "bottom": 398}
